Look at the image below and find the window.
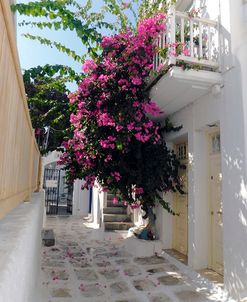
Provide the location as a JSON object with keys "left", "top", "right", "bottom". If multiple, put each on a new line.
{"left": 211, "top": 133, "right": 221, "bottom": 154}
{"left": 176, "top": 143, "right": 188, "bottom": 160}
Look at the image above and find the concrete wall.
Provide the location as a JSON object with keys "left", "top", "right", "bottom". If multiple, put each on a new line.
{"left": 0, "top": 192, "right": 44, "bottom": 302}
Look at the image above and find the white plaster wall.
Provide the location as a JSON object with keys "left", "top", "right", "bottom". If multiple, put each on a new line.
{"left": 91, "top": 186, "right": 105, "bottom": 228}
{"left": 42, "top": 150, "right": 62, "bottom": 167}
{"left": 155, "top": 193, "right": 173, "bottom": 248}
{"left": 155, "top": 1, "right": 247, "bottom": 297}
{"left": 153, "top": 0, "right": 247, "bottom": 298}
{"left": 0, "top": 192, "right": 44, "bottom": 302}
{"left": 155, "top": 90, "right": 221, "bottom": 270}
{"left": 59, "top": 169, "right": 67, "bottom": 195}
{"left": 72, "top": 179, "right": 90, "bottom": 216}
{"left": 194, "top": 0, "right": 220, "bottom": 20}
{"left": 187, "top": 126, "right": 210, "bottom": 270}
{"left": 41, "top": 151, "right": 62, "bottom": 189}
{"left": 219, "top": 0, "right": 247, "bottom": 299}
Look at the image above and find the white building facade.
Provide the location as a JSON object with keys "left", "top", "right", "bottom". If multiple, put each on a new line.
{"left": 147, "top": 0, "right": 247, "bottom": 300}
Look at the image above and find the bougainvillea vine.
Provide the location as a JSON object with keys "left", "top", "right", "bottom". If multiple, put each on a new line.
{"left": 59, "top": 13, "right": 183, "bottom": 214}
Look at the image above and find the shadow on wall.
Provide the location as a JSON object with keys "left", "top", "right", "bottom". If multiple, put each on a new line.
{"left": 221, "top": 50, "right": 247, "bottom": 300}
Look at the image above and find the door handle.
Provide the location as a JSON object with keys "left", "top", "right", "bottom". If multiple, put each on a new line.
{"left": 217, "top": 211, "right": 223, "bottom": 215}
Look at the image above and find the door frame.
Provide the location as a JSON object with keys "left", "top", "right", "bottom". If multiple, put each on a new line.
{"left": 172, "top": 141, "right": 189, "bottom": 256}
{"left": 207, "top": 129, "right": 223, "bottom": 274}
{"left": 43, "top": 168, "right": 61, "bottom": 215}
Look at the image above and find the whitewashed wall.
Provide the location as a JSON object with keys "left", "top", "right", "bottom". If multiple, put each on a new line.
{"left": 0, "top": 192, "right": 44, "bottom": 302}
{"left": 154, "top": 91, "right": 221, "bottom": 268}
{"left": 153, "top": 0, "right": 247, "bottom": 299}
{"left": 219, "top": 0, "right": 247, "bottom": 300}
{"left": 91, "top": 186, "right": 106, "bottom": 229}
{"left": 72, "top": 179, "right": 90, "bottom": 216}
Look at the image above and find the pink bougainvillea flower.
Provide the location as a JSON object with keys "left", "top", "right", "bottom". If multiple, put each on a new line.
{"left": 68, "top": 92, "right": 79, "bottom": 104}
{"left": 131, "top": 76, "right": 142, "bottom": 85}
{"left": 111, "top": 172, "right": 121, "bottom": 182}
{"left": 112, "top": 197, "right": 118, "bottom": 204}
{"left": 127, "top": 123, "right": 135, "bottom": 131}
{"left": 183, "top": 47, "right": 190, "bottom": 56}
{"left": 143, "top": 101, "right": 162, "bottom": 116}
{"left": 157, "top": 64, "right": 165, "bottom": 71}
{"left": 104, "top": 154, "right": 112, "bottom": 163}
{"left": 130, "top": 203, "right": 140, "bottom": 209}
{"left": 133, "top": 187, "right": 144, "bottom": 194}
{"left": 35, "top": 128, "right": 42, "bottom": 135}
{"left": 59, "top": 13, "right": 184, "bottom": 212}
{"left": 121, "top": 2, "right": 130, "bottom": 9}
{"left": 82, "top": 59, "right": 97, "bottom": 73}
{"left": 97, "top": 113, "right": 115, "bottom": 127}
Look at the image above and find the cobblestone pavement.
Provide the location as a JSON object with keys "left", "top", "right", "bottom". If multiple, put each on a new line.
{"left": 40, "top": 216, "right": 233, "bottom": 302}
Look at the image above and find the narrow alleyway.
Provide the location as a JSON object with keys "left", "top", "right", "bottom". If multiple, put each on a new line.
{"left": 40, "top": 217, "right": 232, "bottom": 302}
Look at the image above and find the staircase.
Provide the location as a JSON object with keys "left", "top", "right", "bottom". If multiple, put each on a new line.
{"left": 103, "top": 194, "right": 134, "bottom": 231}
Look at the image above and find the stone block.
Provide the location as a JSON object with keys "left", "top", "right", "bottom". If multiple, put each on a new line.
{"left": 157, "top": 275, "right": 183, "bottom": 286}
{"left": 51, "top": 287, "right": 72, "bottom": 298}
{"left": 133, "top": 279, "right": 156, "bottom": 291}
{"left": 42, "top": 229, "right": 55, "bottom": 247}
{"left": 124, "top": 237, "right": 163, "bottom": 258}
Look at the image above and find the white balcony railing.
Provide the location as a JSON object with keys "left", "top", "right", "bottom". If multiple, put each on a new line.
{"left": 154, "top": 7, "right": 219, "bottom": 71}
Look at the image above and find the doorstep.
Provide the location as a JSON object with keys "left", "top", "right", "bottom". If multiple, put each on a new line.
{"left": 197, "top": 269, "right": 224, "bottom": 288}
{"left": 123, "top": 237, "right": 163, "bottom": 257}
{"left": 162, "top": 250, "right": 231, "bottom": 301}
{"left": 165, "top": 248, "right": 188, "bottom": 265}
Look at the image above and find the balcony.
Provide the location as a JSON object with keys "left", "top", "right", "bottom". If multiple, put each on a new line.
{"left": 150, "top": 8, "right": 223, "bottom": 118}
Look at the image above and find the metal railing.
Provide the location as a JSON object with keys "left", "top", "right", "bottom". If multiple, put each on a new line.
{"left": 154, "top": 7, "right": 219, "bottom": 70}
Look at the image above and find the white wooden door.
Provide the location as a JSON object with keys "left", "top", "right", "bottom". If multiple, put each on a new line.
{"left": 173, "top": 143, "right": 188, "bottom": 256}
{"left": 210, "top": 141, "right": 223, "bottom": 275}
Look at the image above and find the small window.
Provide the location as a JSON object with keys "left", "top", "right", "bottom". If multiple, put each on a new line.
{"left": 176, "top": 143, "right": 188, "bottom": 160}
{"left": 211, "top": 133, "right": 221, "bottom": 154}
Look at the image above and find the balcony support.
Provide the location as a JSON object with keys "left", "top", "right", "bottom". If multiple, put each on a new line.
{"left": 168, "top": 4, "right": 176, "bottom": 65}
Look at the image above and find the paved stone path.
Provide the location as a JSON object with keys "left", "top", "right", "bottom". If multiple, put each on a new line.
{"left": 40, "top": 216, "right": 233, "bottom": 302}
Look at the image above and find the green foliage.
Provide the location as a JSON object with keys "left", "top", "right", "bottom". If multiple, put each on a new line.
{"left": 23, "top": 64, "right": 78, "bottom": 154}
{"left": 61, "top": 15, "right": 184, "bottom": 215}
{"left": 139, "top": 0, "right": 176, "bottom": 20}
{"left": 12, "top": 0, "right": 140, "bottom": 61}
{"left": 112, "top": 138, "right": 183, "bottom": 214}
{"left": 12, "top": 0, "right": 141, "bottom": 151}
{"left": 14, "top": 1, "right": 185, "bottom": 217}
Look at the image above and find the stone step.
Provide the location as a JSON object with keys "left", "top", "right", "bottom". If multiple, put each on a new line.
{"left": 107, "top": 193, "right": 122, "bottom": 201}
{"left": 104, "top": 221, "right": 134, "bottom": 231}
{"left": 107, "top": 201, "right": 126, "bottom": 207}
{"left": 107, "top": 193, "right": 115, "bottom": 199}
{"left": 103, "top": 207, "right": 127, "bottom": 214}
{"left": 103, "top": 214, "right": 131, "bottom": 222}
